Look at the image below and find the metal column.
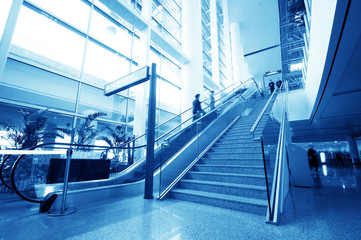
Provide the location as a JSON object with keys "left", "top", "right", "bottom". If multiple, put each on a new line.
{"left": 144, "top": 63, "right": 157, "bottom": 199}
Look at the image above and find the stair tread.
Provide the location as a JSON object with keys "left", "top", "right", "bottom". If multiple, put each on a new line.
{"left": 171, "top": 188, "right": 268, "bottom": 206}
{"left": 181, "top": 179, "right": 267, "bottom": 190}
{"left": 209, "top": 151, "right": 262, "bottom": 154}
{"left": 195, "top": 164, "right": 263, "bottom": 168}
{"left": 201, "top": 158, "right": 262, "bottom": 161}
{"left": 188, "top": 171, "right": 265, "bottom": 178}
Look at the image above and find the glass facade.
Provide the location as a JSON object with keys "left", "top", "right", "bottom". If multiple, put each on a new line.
{"left": 0, "top": 0, "right": 183, "bottom": 152}
{"left": 0, "top": 0, "right": 232, "bottom": 167}
{"left": 201, "top": 0, "right": 212, "bottom": 77}
{"left": 0, "top": 0, "right": 13, "bottom": 41}
{"left": 152, "top": 0, "right": 182, "bottom": 47}
{"left": 149, "top": 47, "right": 181, "bottom": 140}
{"left": 216, "top": 0, "right": 227, "bottom": 85}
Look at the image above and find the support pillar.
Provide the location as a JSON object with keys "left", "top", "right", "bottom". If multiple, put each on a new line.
{"left": 210, "top": 0, "right": 220, "bottom": 85}
{"left": 230, "top": 22, "right": 245, "bottom": 85}
{"left": 144, "top": 63, "right": 157, "bottom": 199}
{"left": 181, "top": 0, "right": 203, "bottom": 124}
{"left": 133, "top": 0, "right": 152, "bottom": 159}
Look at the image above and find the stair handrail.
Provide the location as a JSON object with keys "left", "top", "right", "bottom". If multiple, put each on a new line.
{"left": 158, "top": 85, "right": 262, "bottom": 144}
{"left": 250, "top": 86, "right": 280, "bottom": 139}
{"left": 112, "top": 77, "right": 249, "bottom": 148}
{"left": 266, "top": 81, "right": 290, "bottom": 224}
{"left": 158, "top": 116, "right": 240, "bottom": 200}
{"left": 6, "top": 80, "right": 260, "bottom": 203}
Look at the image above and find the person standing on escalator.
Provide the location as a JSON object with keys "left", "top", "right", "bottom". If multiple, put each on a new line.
{"left": 209, "top": 90, "right": 215, "bottom": 111}
{"left": 269, "top": 80, "right": 275, "bottom": 94}
{"left": 192, "top": 93, "right": 205, "bottom": 121}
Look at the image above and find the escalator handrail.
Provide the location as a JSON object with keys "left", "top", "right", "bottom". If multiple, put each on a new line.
{"left": 158, "top": 87, "right": 261, "bottom": 143}
{"left": 4, "top": 79, "right": 259, "bottom": 161}
{"left": 3, "top": 78, "right": 253, "bottom": 156}
{"left": 125, "top": 78, "right": 249, "bottom": 145}
{"left": 156, "top": 78, "right": 248, "bottom": 129}
{"left": 0, "top": 154, "right": 13, "bottom": 189}
{"left": 7, "top": 79, "right": 261, "bottom": 204}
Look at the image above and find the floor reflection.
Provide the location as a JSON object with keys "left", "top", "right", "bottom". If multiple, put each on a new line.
{"left": 310, "top": 163, "right": 361, "bottom": 189}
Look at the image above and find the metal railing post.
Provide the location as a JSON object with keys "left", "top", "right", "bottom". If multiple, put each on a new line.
{"left": 197, "top": 122, "right": 201, "bottom": 155}
{"left": 49, "top": 148, "right": 77, "bottom": 216}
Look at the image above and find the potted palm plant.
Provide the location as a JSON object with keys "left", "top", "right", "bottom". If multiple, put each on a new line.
{"left": 97, "top": 125, "right": 129, "bottom": 173}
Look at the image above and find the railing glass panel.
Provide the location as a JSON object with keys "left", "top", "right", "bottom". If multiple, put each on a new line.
{"left": 157, "top": 88, "right": 262, "bottom": 199}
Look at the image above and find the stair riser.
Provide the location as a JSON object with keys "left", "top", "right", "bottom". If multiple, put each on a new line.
{"left": 179, "top": 182, "right": 267, "bottom": 199}
{"left": 215, "top": 142, "right": 261, "bottom": 148}
{"left": 187, "top": 173, "right": 266, "bottom": 186}
{"left": 199, "top": 159, "right": 263, "bottom": 166}
{"left": 210, "top": 148, "right": 262, "bottom": 154}
{"left": 232, "top": 120, "right": 258, "bottom": 125}
{"left": 193, "top": 166, "right": 264, "bottom": 175}
{"left": 170, "top": 191, "right": 267, "bottom": 215}
{"left": 217, "top": 139, "right": 256, "bottom": 144}
{"left": 224, "top": 129, "right": 253, "bottom": 134}
{"left": 221, "top": 136, "right": 253, "bottom": 140}
{"left": 205, "top": 153, "right": 263, "bottom": 159}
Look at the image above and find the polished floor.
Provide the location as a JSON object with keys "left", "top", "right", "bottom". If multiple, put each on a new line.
{"left": 1, "top": 164, "right": 361, "bottom": 240}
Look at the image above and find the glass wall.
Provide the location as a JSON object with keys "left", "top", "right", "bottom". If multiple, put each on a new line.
{"left": 216, "top": 0, "right": 227, "bottom": 85}
{"left": 0, "top": 0, "right": 183, "bottom": 156}
{"left": 0, "top": 0, "right": 13, "bottom": 41}
{"left": 149, "top": 47, "right": 181, "bottom": 140}
{"left": 151, "top": 0, "right": 182, "bottom": 46}
{"left": 201, "top": 0, "right": 212, "bottom": 77}
{"left": 1, "top": 0, "right": 141, "bottom": 152}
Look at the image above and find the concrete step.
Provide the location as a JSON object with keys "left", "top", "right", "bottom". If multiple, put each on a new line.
{"left": 221, "top": 134, "right": 254, "bottom": 140}
{"left": 214, "top": 142, "right": 261, "bottom": 148}
{"left": 170, "top": 188, "right": 268, "bottom": 215}
{"left": 205, "top": 152, "right": 263, "bottom": 159}
{"left": 179, "top": 179, "right": 267, "bottom": 199}
{"left": 193, "top": 164, "right": 264, "bottom": 175}
{"left": 228, "top": 126, "right": 254, "bottom": 132}
{"left": 210, "top": 147, "right": 262, "bottom": 154}
{"left": 187, "top": 171, "right": 266, "bottom": 186}
{"left": 199, "top": 158, "right": 263, "bottom": 166}
{"left": 216, "top": 139, "right": 254, "bottom": 145}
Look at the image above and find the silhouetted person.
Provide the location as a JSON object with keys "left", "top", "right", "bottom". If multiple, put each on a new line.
{"left": 209, "top": 90, "right": 215, "bottom": 111}
{"left": 335, "top": 151, "right": 345, "bottom": 167}
{"left": 276, "top": 79, "right": 282, "bottom": 89}
{"left": 192, "top": 93, "right": 205, "bottom": 121}
{"left": 269, "top": 80, "right": 275, "bottom": 94}
{"left": 308, "top": 146, "right": 319, "bottom": 172}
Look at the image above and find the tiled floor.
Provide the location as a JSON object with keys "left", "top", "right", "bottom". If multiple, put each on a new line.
{"left": 1, "top": 164, "right": 361, "bottom": 240}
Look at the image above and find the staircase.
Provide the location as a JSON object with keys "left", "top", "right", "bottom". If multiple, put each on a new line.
{"left": 169, "top": 100, "right": 270, "bottom": 215}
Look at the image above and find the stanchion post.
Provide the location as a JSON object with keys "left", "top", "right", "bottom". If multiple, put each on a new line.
{"left": 48, "top": 148, "right": 77, "bottom": 216}
{"left": 144, "top": 63, "right": 157, "bottom": 199}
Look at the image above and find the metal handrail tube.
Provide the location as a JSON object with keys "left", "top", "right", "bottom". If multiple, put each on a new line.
{"left": 155, "top": 92, "right": 242, "bottom": 143}
{"left": 157, "top": 87, "right": 260, "bottom": 143}
{"left": 158, "top": 116, "right": 240, "bottom": 199}
{"left": 154, "top": 78, "right": 246, "bottom": 126}
{"left": 249, "top": 86, "right": 280, "bottom": 136}
{"left": 272, "top": 109, "right": 287, "bottom": 223}
{"left": 118, "top": 78, "right": 247, "bottom": 147}
{"left": 2, "top": 82, "right": 258, "bottom": 160}
{"left": 266, "top": 81, "right": 289, "bottom": 224}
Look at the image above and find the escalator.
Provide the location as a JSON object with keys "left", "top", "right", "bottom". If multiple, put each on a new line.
{"left": 1, "top": 78, "right": 264, "bottom": 210}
